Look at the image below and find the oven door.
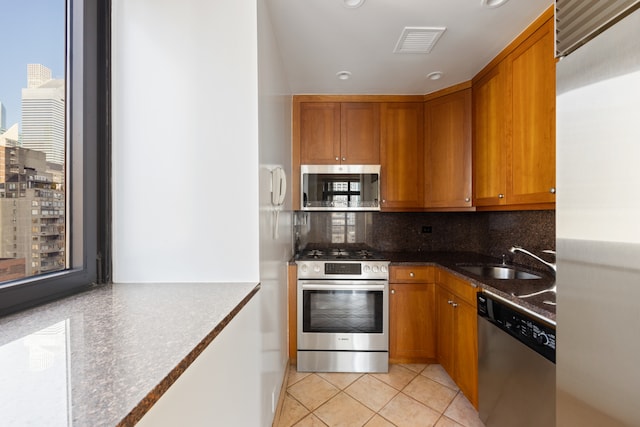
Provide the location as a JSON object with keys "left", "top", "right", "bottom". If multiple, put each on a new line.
{"left": 297, "top": 280, "right": 388, "bottom": 352}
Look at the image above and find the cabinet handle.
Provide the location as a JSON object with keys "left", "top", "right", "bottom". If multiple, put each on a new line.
{"left": 342, "top": 157, "right": 346, "bottom": 161}
{"left": 452, "top": 302, "right": 458, "bottom": 308}
{"left": 498, "top": 194, "right": 505, "bottom": 199}
{"left": 550, "top": 187, "right": 556, "bottom": 194}
{"left": 447, "top": 300, "right": 454, "bottom": 305}
{"left": 391, "top": 289, "right": 395, "bottom": 294}
{"left": 409, "top": 272, "right": 414, "bottom": 277}
{"left": 464, "top": 197, "right": 470, "bottom": 203}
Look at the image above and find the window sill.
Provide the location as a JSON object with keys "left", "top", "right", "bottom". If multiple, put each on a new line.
{"left": 0, "top": 281, "right": 260, "bottom": 426}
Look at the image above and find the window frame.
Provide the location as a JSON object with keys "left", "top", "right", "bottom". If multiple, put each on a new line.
{"left": 0, "top": 0, "right": 111, "bottom": 316}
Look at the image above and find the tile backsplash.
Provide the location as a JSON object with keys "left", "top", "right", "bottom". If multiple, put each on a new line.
{"left": 294, "top": 210, "right": 555, "bottom": 268}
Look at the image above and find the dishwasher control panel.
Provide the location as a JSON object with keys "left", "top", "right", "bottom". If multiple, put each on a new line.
{"left": 478, "top": 293, "right": 556, "bottom": 363}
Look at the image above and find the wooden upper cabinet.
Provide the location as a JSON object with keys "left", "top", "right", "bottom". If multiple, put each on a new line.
{"left": 473, "top": 62, "right": 509, "bottom": 207}
{"left": 472, "top": 8, "right": 556, "bottom": 210}
{"left": 424, "top": 87, "right": 473, "bottom": 209}
{"left": 508, "top": 17, "right": 556, "bottom": 205}
{"left": 341, "top": 103, "right": 380, "bottom": 164}
{"left": 299, "top": 102, "right": 379, "bottom": 165}
{"left": 299, "top": 102, "right": 341, "bottom": 164}
{"left": 380, "top": 102, "right": 424, "bottom": 210}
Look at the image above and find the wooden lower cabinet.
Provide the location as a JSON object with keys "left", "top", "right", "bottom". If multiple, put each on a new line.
{"left": 435, "top": 269, "right": 479, "bottom": 408}
{"left": 389, "top": 266, "right": 436, "bottom": 363}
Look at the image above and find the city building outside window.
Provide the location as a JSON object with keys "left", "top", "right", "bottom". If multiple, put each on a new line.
{"left": 0, "top": 0, "right": 110, "bottom": 315}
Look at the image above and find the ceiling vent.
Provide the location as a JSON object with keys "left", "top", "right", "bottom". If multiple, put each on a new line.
{"left": 393, "top": 27, "right": 446, "bottom": 54}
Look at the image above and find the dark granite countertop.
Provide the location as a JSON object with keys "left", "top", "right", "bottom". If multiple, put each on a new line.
{"left": 291, "top": 250, "right": 555, "bottom": 322}
{"left": 0, "top": 282, "right": 260, "bottom": 427}
{"left": 382, "top": 251, "right": 556, "bottom": 323}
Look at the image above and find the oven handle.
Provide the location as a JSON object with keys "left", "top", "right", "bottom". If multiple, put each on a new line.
{"left": 300, "top": 282, "right": 387, "bottom": 291}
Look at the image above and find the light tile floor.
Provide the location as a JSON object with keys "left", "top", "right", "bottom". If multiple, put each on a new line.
{"left": 274, "top": 363, "right": 486, "bottom": 427}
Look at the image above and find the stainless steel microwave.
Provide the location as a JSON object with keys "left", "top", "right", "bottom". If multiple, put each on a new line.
{"left": 300, "top": 164, "right": 381, "bottom": 211}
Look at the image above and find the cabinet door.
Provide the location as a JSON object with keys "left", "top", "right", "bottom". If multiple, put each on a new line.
{"left": 389, "top": 283, "right": 436, "bottom": 363}
{"left": 435, "top": 286, "right": 454, "bottom": 375}
{"left": 341, "top": 103, "right": 380, "bottom": 164}
{"left": 473, "top": 63, "right": 508, "bottom": 207}
{"left": 425, "top": 89, "right": 472, "bottom": 208}
{"left": 299, "top": 102, "right": 341, "bottom": 164}
{"left": 508, "top": 18, "right": 556, "bottom": 205}
{"left": 454, "top": 299, "right": 478, "bottom": 407}
{"left": 436, "top": 269, "right": 479, "bottom": 408}
{"left": 380, "top": 102, "right": 424, "bottom": 210}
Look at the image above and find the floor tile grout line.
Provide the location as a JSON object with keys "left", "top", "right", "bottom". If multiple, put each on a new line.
{"left": 286, "top": 370, "right": 311, "bottom": 388}
{"left": 371, "top": 410, "right": 400, "bottom": 427}
{"left": 441, "top": 390, "right": 468, "bottom": 427}
{"left": 400, "top": 374, "right": 461, "bottom": 415}
{"left": 350, "top": 385, "right": 401, "bottom": 415}
{"left": 419, "top": 372, "right": 461, "bottom": 393}
{"left": 282, "top": 391, "right": 312, "bottom": 427}
{"left": 317, "top": 372, "right": 364, "bottom": 391}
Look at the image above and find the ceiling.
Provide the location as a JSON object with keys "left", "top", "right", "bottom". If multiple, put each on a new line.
{"left": 265, "top": 0, "right": 553, "bottom": 95}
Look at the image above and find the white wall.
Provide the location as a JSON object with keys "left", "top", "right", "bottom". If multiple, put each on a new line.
{"left": 257, "top": 0, "right": 293, "bottom": 424}
{"left": 112, "top": 0, "right": 259, "bottom": 283}
{"left": 137, "top": 295, "right": 261, "bottom": 427}
{"left": 113, "top": 1, "right": 292, "bottom": 425}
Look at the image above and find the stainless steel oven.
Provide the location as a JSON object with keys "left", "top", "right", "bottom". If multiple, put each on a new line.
{"left": 296, "top": 248, "right": 389, "bottom": 373}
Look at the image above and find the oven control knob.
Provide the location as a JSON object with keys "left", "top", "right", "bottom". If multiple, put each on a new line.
{"left": 313, "top": 264, "right": 321, "bottom": 273}
{"left": 372, "top": 265, "right": 380, "bottom": 273}
{"left": 381, "top": 265, "right": 388, "bottom": 273}
{"left": 363, "top": 265, "right": 371, "bottom": 273}
{"left": 300, "top": 264, "right": 308, "bottom": 274}
{"left": 536, "top": 332, "right": 549, "bottom": 346}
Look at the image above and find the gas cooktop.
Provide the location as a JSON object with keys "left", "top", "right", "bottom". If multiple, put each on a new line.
{"left": 296, "top": 246, "right": 386, "bottom": 261}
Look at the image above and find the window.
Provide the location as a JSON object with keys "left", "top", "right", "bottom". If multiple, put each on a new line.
{"left": 330, "top": 212, "right": 357, "bottom": 244}
{"left": 0, "top": 0, "right": 110, "bottom": 315}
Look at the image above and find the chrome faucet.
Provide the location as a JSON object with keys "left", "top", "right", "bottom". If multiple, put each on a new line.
{"left": 509, "top": 246, "right": 556, "bottom": 273}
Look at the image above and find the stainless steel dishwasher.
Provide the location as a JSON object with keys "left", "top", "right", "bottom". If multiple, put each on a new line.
{"left": 477, "top": 291, "right": 556, "bottom": 427}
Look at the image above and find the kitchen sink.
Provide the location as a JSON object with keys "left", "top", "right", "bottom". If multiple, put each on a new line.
{"left": 457, "top": 264, "right": 542, "bottom": 280}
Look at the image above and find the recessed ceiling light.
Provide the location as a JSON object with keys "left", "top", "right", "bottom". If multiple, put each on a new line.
{"left": 343, "top": 0, "right": 365, "bottom": 8}
{"left": 427, "top": 71, "right": 443, "bottom": 80}
{"left": 336, "top": 71, "right": 352, "bottom": 80}
{"left": 481, "top": 0, "right": 509, "bottom": 8}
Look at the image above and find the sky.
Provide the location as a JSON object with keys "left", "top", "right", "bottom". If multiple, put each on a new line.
{"left": 0, "top": 0, "right": 65, "bottom": 129}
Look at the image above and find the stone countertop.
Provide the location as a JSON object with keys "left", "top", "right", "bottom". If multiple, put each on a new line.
{"left": 383, "top": 251, "right": 556, "bottom": 323}
{"left": 0, "top": 282, "right": 260, "bottom": 427}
